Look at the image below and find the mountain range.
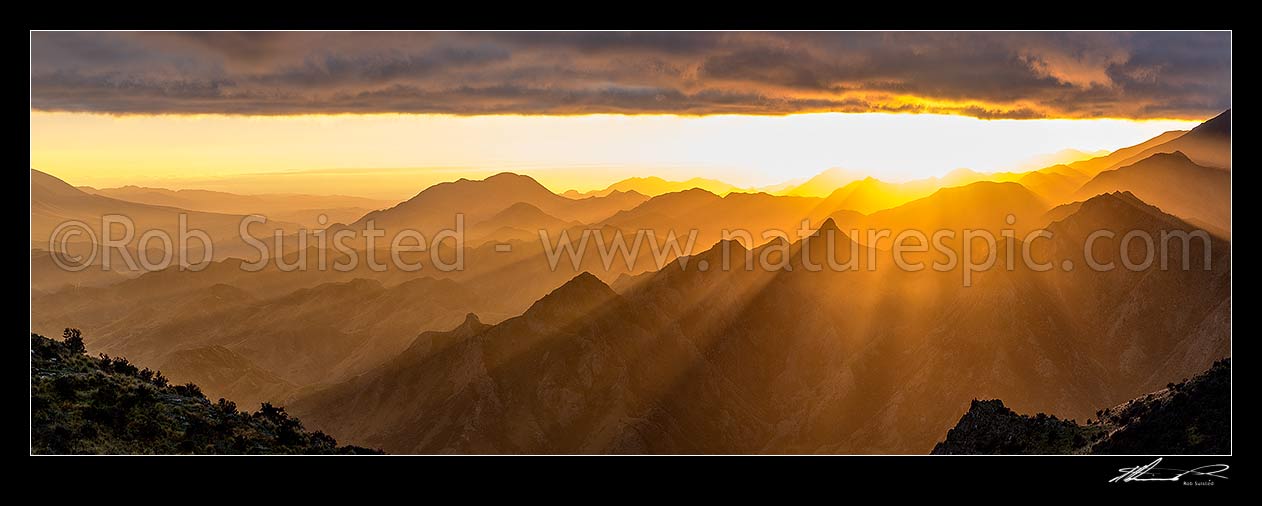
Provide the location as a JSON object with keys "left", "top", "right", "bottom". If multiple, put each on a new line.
{"left": 32, "top": 169, "right": 297, "bottom": 262}
{"left": 1075, "top": 151, "right": 1230, "bottom": 238}
{"left": 29, "top": 110, "right": 1232, "bottom": 454}
{"left": 348, "top": 172, "right": 648, "bottom": 236}
{"left": 79, "top": 185, "right": 395, "bottom": 229}
{"left": 1101, "top": 110, "right": 1231, "bottom": 171}
{"left": 564, "top": 176, "right": 748, "bottom": 198}
{"left": 286, "top": 188, "right": 1228, "bottom": 453}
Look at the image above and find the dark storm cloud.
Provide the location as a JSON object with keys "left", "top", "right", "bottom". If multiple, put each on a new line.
{"left": 29, "top": 31, "right": 1230, "bottom": 119}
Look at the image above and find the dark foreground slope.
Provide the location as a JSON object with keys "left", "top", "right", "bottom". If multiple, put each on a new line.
{"left": 31, "top": 331, "right": 380, "bottom": 455}
{"left": 932, "top": 358, "right": 1230, "bottom": 455}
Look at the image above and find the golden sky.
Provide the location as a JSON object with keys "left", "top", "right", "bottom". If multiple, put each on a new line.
{"left": 30, "top": 111, "right": 1200, "bottom": 199}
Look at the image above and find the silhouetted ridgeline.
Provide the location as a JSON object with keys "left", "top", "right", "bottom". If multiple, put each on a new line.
{"left": 931, "top": 358, "right": 1230, "bottom": 455}
{"left": 30, "top": 330, "right": 381, "bottom": 455}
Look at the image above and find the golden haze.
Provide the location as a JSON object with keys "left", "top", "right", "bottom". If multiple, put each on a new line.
{"left": 30, "top": 111, "right": 1199, "bottom": 199}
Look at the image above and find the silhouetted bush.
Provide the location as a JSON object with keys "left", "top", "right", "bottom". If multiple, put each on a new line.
{"left": 173, "top": 382, "right": 204, "bottom": 399}
{"left": 62, "top": 328, "right": 85, "bottom": 354}
{"left": 216, "top": 398, "right": 238, "bottom": 416}
{"left": 151, "top": 371, "right": 168, "bottom": 388}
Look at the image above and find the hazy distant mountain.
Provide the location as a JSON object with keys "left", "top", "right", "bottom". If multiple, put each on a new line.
{"left": 31, "top": 274, "right": 506, "bottom": 407}
{"left": 811, "top": 177, "right": 939, "bottom": 215}
{"left": 290, "top": 272, "right": 686, "bottom": 453}
{"left": 467, "top": 202, "right": 580, "bottom": 245}
{"left": 753, "top": 179, "right": 807, "bottom": 195}
{"left": 350, "top": 172, "right": 647, "bottom": 235}
{"left": 932, "top": 358, "right": 1229, "bottom": 454}
{"left": 781, "top": 168, "right": 869, "bottom": 197}
{"left": 1013, "top": 148, "right": 1109, "bottom": 172}
{"left": 196, "top": 277, "right": 489, "bottom": 384}
{"left": 31, "top": 208, "right": 707, "bottom": 385}
{"left": 600, "top": 189, "right": 825, "bottom": 248}
{"left": 30, "top": 248, "right": 128, "bottom": 293}
{"left": 1075, "top": 151, "right": 1230, "bottom": 238}
{"left": 32, "top": 258, "right": 332, "bottom": 328}
{"left": 564, "top": 176, "right": 746, "bottom": 198}
{"left": 1102, "top": 110, "right": 1231, "bottom": 171}
{"left": 1015, "top": 164, "right": 1089, "bottom": 204}
{"left": 159, "top": 345, "right": 297, "bottom": 410}
{"left": 1040, "top": 200, "right": 1082, "bottom": 224}
{"left": 31, "top": 169, "right": 296, "bottom": 260}
{"left": 936, "top": 168, "right": 992, "bottom": 187}
{"left": 80, "top": 185, "right": 394, "bottom": 229}
{"left": 809, "top": 169, "right": 1051, "bottom": 217}
{"left": 828, "top": 181, "right": 1050, "bottom": 242}
{"left": 1067, "top": 130, "right": 1188, "bottom": 175}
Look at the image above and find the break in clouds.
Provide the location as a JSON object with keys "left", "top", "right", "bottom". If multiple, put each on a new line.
{"left": 30, "top": 31, "right": 1230, "bottom": 119}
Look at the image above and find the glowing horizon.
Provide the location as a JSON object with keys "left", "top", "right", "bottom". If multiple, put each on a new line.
{"left": 30, "top": 111, "right": 1202, "bottom": 199}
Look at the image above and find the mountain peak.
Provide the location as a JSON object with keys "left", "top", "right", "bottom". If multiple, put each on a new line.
{"left": 1102, "top": 189, "right": 1142, "bottom": 203}
{"left": 445, "top": 172, "right": 546, "bottom": 190}
{"left": 1052, "top": 190, "right": 1186, "bottom": 234}
{"left": 941, "top": 167, "right": 984, "bottom": 182}
{"left": 523, "top": 272, "right": 619, "bottom": 321}
{"left": 676, "top": 187, "right": 719, "bottom": 197}
{"left": 1093, "top": 191, "right": 1185, "bottom": 220}
{"left": 928, "top": 180, "right": 1036, "bottom": 201}
{"left": 355, "top": 170, "right": 563, "bottom": 229}
{"left": 798, "top": 217, "right": 856, "bottom": 264}
{"left": 715, "top": 237, "right": 748, "bottom": 252}
{"left": 1195, "top": 109, "right": 1230, "bottom": 137}
{"left": 687, "top": 238, "right": 748, "bottom": 268}
{"left": 1146, "top": 150, "right": 1194, "bottom": 164}
{"left": 31, "top": 168, "right": 87, "bottom": 198}
{"left": 474, "top": 172, "right": 552, "bottom": 192}
{"left": 809, "top": 217, "right": 849, "bottom": 240}
{"left": 562, "top": 271, "right": 611, "bottom": 292}
{"left": 485, "top": 172, "right": 532, "bottom": 182}
{"left": 1078, "top": 190, "right": 1149, "bottom": 211}
{"left": 784, "top": 167, "right": 868, "bottom": 197}
{"left": 496, "top": 201, "right": 547, "bottom": 215}
{"left": 542, "top": 272, "right": 616, "bottom": 303}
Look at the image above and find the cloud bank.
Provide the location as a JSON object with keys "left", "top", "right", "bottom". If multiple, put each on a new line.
{"left": 30, "top": 31, "right": 1231, "bottom": 119}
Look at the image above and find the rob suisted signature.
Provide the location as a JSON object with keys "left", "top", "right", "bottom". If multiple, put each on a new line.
{"left": 1110, "top": 458, "right": 1229, "bottom": 483}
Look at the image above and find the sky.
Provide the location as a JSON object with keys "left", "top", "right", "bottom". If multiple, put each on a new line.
{"left": 29, "top": 32, "right": 1229, "bottom": 198}
{"left": 30, "top": 111, "right": 1198, "bottom": 197}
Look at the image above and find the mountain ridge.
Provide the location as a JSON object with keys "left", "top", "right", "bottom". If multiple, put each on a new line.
{"left": 31, "top": 331, "right": 380, "bottom": 454}
{"left": 1074, "top": 150, "right": 1230, "bottom": 238}
{"left": 932, "top": 358, "right": 1230, "bottom": 454}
